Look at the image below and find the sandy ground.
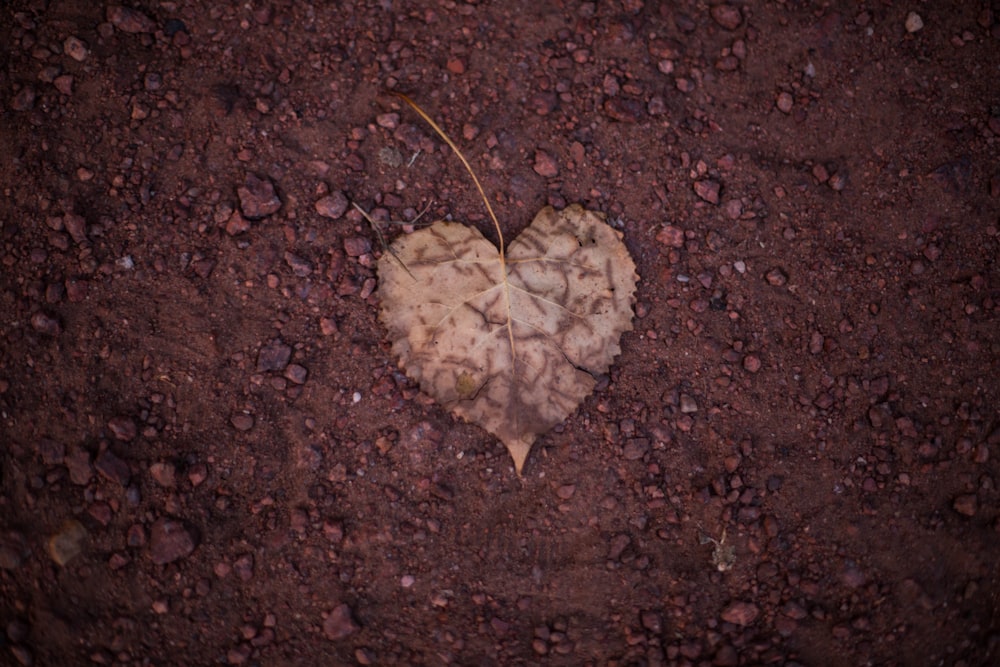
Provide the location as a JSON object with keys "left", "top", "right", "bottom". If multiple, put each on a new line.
{"left": 2, "top": 1, "right": 999, "bottom": 665}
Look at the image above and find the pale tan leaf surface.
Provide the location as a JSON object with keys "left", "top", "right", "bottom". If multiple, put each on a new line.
{"left": 377, "top": 204, "right": 638, "bottom": 474}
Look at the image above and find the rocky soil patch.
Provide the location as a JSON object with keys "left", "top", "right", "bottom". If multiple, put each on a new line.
{"left": 2, "top": 1, "right": 998, "bottom": 665}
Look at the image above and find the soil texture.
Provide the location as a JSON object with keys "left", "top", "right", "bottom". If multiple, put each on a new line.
{"left": 2, "top": 1, "right": 999, "bottom": 665}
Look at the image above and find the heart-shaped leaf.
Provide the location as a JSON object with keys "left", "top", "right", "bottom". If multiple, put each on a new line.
{"left": 378, "top": 204, "right": 638, "bottom": 473}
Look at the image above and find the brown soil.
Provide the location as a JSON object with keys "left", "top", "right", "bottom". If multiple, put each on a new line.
{"left": 2, "top": 2, "right": 999, "bottom": 665}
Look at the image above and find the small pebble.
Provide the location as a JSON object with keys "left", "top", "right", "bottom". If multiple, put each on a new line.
{"left": 343, "top": 237, "right": 372, "bottom": 257}
{"left": 107, "top": 5, "right": 157, "bottom": 33}
{"left": 149, "top": 518, "right": 197, "bottom": 565}
{"left": 234, "top": 554, "right": 254, "bottom": 581}
{"left": 227, "top": 645, "right": 251, "bottom": 665}
{"left": 95, "top": 448, "right": 131, "bottom": 486}
{"left": 65, "top": 447, "right": 93, "bottom": 484}
{"left": 533, "top": 150, "right": 559, "bottom": 178}
{"left": 656, "top": 225, "right": 685, "bottom": 248}
{"left": 694, "top": 180, "right": 721, "bottom": 204}
{"left": 48, "top": 520, "right": 88, "bottom": 566}
{"left": 231, "top": 414, "right": 254, "bottom": 431}
{"left": 720, "top": 601, "right": 759, "bottom": 626}
{"left": 31, "top": 312, "right": 61, "bottom": 336}
{"left": 953, "top": 494, "right": 978, "bottom": 516}
{"left": 256, "top": 339, "right": 292, "bottom": 372}
{"left": 238, "top": 174, "right": 282, "bottom": 219}
{"left": 375, "top": 113, "right": 399, "bottom": 129}
{"left": 320, "top": 317, "right": 339, "bottom": 336}
{"left": 723, "top": 199, "right": 743, "bottom": 219}
{"left": 284, "top": 252, "right": 313, "bottom": 277}
{"left": 324, "top": 521, "right": 344, "bottom": 542}
{"left": 225, "top": 210, "right": 250, "bottom": 236}
{"left": 323, "top": 603, "right": 360, "bottom": 640}
{"left": 711, "top": 5, "right": 743, "bottom": 30}
{"left": 150, "top": 462, "right": 176, "bottom": 488}
{"left": 63, "top": 35, "right": 89, "bottom": 61}
{"left": 284, "top": 364, "right": 308, "bottom": 385}
{"left": 108, "top": 552, "right": 130, "bottom": 570}
{"left": 715, "top": 55, "right": 739, "bottom": 71}
{"left": 765, "top": 268, "right": 788, "bottom": 286}
{"left": 905, "top": 12, "right": 924, "bottom": 33}
{"left": 607, "top": 533, "right": 630, "bottom": 560}
{"left": 776, "top": 91, "right": 793, "bottom": 113}
{"left": 107, "top": 416, "right": 137, "bottom": 441}
{"left": 647, "top": 96, "right": 667, "bottom": 115}
{"left": 603, "top": 97, "right": 644, "bottom": 122}
{"left": 623, "top": 438, "right": 650, "bottom": 460}
{"left": 640, "top": 610, "right": 663, "bottom": 633}
{"left": 315, "top": 192, "right": 349, "bottom": 219}
{"left": 188, "top": 463, "right": 208, "bottom": 486}
{"left": 54, "top": 74, "right": 74, "bottom": 95}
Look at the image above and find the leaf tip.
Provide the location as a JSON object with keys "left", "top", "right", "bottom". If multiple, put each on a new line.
{"left": 508, "top": 441, "right": 531, "bottom": 477}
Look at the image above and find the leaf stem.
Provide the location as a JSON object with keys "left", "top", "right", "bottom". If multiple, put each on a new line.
{"left": 393, "top": 93, "right": 506, "bottom": 257}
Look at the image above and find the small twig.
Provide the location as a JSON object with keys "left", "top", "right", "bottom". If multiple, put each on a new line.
{"left": 393, "top": 93, "right": 505, "bottom": 257}
{"left": 352, "top": 201, "right": 435, "bottom": 281}
{"left": 378, "top": 200, "right": 434, "bottom": 227}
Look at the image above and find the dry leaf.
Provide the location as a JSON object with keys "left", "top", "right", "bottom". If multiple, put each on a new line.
{"left": 378, "top": 204, "right": 638, "bottom": 474}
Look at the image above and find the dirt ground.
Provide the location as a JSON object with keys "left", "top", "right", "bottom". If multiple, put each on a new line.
{"left": 2, "top": 1, "right": 999, "bottom": 665}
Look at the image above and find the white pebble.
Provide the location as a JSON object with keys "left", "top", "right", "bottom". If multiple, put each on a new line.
{"left": 400, "top": 575, "right": 415, "bottom": 588}
{"left": 352, "top": 391, "right": 362, "bottom": 403}
{"left": 905, "top": 12, "right": 923, "bottom": 33}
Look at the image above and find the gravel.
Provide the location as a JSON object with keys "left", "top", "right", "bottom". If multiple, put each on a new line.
{"left": 106, "top": 6, "right": 157, "bottom": 34}
{"left": 532, "top": 150, "right": 560, "bottom": 178}
{"left": 323, "top": 604, "right": 360, "bottom": 641}
{"left": 149, "top": 518, "right": 197, "bottom": 565}
{"left": 94, "top": 448, "right": 131, "bottom": 486}
{"left": 693, "top": 179, "right": 721, "bottom": 204}
{"left": 711, "top": 5, "right": 743, "bottom": 31}
{"left": 2, "top": 2, "right": 997, "bottom": 665}
{"left": 720, "top": 601, "right": 759, "bottom": 626}
{"left": 256, "top": 339, "right": 292, "bottom": 372}
{"left": 315, "top": 192, "right": 349, "bottom": 219}
{"left": 238, "top": 174, "right": 282, "bottom": 219}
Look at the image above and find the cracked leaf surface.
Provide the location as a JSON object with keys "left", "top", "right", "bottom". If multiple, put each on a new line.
{"left": 377, "top": 204, "right": 638, "bottom": 474}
